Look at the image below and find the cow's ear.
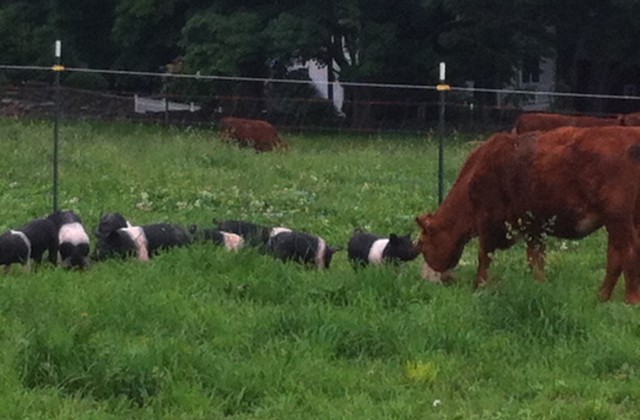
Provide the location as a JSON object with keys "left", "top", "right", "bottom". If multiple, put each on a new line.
{"left": 415, "top": 213, "right": 433, "bottom": 230}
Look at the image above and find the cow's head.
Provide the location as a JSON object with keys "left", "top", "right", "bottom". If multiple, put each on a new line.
{"left": 415, "top": 213, "right": 457, "bottom": 283}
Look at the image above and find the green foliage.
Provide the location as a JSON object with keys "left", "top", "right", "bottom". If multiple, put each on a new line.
{"left": 437, "top": 0, "right": 551, "bottom": 89}
{"left": 181, "top": 10, "right": 269, "bottom": 77}
{"left": 112, "top": 0, "right": 189, "bottom": 71}
{"left": 0, "top": 1, "right": 55, "bottom": 67}
{"left": 51, "top": 0, "right": 117, "bottom": 68}
{"left": 0, "top": 118, "right": 639, "bottom": 418}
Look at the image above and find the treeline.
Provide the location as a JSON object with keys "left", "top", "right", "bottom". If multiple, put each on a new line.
{"left": 2, "top": 0, "right": 640, "bottom": 114}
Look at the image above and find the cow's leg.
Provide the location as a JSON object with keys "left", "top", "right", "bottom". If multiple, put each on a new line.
{"left": 526, "top": 239, "right": 546, "bottom": 282}
{"left": 599, "top": 222, "right": 634, "bottom": 302}
{"left": 623, "top": 265, "right": 640, "bottom": 304}
{"left": 622, "top": 229, "right": 640, "bottom": 304}
{"left": 475, "top": 234, "right": 497, "bottom": 289}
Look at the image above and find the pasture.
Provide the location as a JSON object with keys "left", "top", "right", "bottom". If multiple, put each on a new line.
{"left": 0, "top": 118, "right": 638, "bottom": 419}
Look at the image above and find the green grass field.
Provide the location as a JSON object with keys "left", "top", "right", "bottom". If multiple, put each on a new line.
{"left": 0, "top": 118, "right": 638, "bottom": 419}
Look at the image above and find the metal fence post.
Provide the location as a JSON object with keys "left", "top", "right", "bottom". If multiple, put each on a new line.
{"left": 52, "top": 40, "right": 63, "bottom": 213}
{"left": 437, "top": 62, "right": 450, "bottom": 205}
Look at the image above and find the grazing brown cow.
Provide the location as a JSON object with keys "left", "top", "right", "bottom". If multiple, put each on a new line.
{"left": 416, "top": 126, "right": 640, "bottom": 304}
{"left": 220, "top": 116, "right": 288, "bottom": 152}
{"left": 513, "top": 112, "right": 622, "bottom": 134}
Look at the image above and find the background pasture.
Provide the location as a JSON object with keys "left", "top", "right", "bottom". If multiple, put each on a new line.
{"left": 0, "top": 118, "right": 638, "bottom": 419}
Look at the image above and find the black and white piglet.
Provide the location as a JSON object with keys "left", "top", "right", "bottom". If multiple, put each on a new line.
{"left": 47, "top": 210, "right": 91, "bottom": 268}
{"left": 95, "top": 212, "right": 192, "bottom": 261}
{"left": 96, "top": 212, "right": 131, "bottom": 238}
{"left": 266, "top": 228, "right": 338, "bottom": 269}
{"left": 0, "top": 218, "right": 58, "bottom": 272}
{"left": 347, "top": 231, "right": 419, "bottom": 267}
{"left": 215, "top": 220, "right": 272, "bottom": 248}
{"left": 189, "top": 225, "right": 245, "bottom": 251}
{"left": 139, "top": 223, "right": 192, "bottom": 257}
{"left": 94, "top": 212, "right": 136, "bottom": 261}
{"left": 94, "top": 212, "right": 139, "bottom": 261}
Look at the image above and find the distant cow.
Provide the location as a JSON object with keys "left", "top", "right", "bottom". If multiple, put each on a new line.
{"left": 416, "top": 127, "right": 640, "bottom": 304}
{"left": 513, "top": 112, "right": 622, "bottom": 134}
{"left": 220, "top": 117, "right": 288, "bottom": 152}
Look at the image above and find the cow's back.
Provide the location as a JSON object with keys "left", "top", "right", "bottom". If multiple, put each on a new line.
{"left": 514, "top": 112, "right": 621, "bottom": 134}
{"left": 469, "top": 126, "right": 640, "bottom": 239}
{"left": 533, "top": 126, "right": 640, "bottom": 205}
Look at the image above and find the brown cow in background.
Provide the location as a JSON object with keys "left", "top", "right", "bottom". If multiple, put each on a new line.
{"left": 513, "top": 112, "right": 622, "bottom": 134}
{"left": 220, "top": 116, "right": 288, "bottom": 152}
{"left": 416, "top": 126, "right": 640, "bottom": 304}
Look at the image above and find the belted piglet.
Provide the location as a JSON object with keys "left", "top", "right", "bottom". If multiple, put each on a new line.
{"left": 348, "top": 231, "right": 419, "bottom": 268}
{"left": 266, "top": 228, "right": 338, "bottom": 269}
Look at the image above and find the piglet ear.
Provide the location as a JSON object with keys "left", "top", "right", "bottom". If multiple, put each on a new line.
{"left": 389, "top": 233, "right": 398, "bottom": 242}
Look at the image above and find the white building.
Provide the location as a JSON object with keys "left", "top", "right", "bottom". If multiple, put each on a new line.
{"left": 498, "top": 57, "right": 556, "bottom": 110}
{"left": 291, "top": 60, "right": 345, "bottom": 115}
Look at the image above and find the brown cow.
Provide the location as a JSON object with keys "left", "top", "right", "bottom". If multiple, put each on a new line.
{"left": 513, "top": 112, "right": 622, "bottom": 134}
{"left": 220, "top": 116, "right": 288, "bottom": 152}
{"left": 416, "top": 126, "right": 640, "bottom": 304}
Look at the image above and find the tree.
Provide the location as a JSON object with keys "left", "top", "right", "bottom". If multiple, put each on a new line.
{"left": 112, "top": 0, "right": 192, "bottom": 73}
{"left": 0, "top": 1, "right": 55, "bottom": 68}
{"left": 51, "top": 0, "right": 117, "bottom": 69}
{"left": 541, "top": 0, "right": 640, "bottom": 112}
{"left": 180, "top": 3, "right": 281, "bottom": 116}
{"left": 181, "top": 10, "right": 270, "bottom": 77}
{"left": 437, "top": 0, "right": 552, "bottom": 90}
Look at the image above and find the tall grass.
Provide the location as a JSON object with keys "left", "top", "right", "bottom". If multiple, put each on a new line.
{"left": 0, "top": 118, "right": 638, "bottom": 419}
